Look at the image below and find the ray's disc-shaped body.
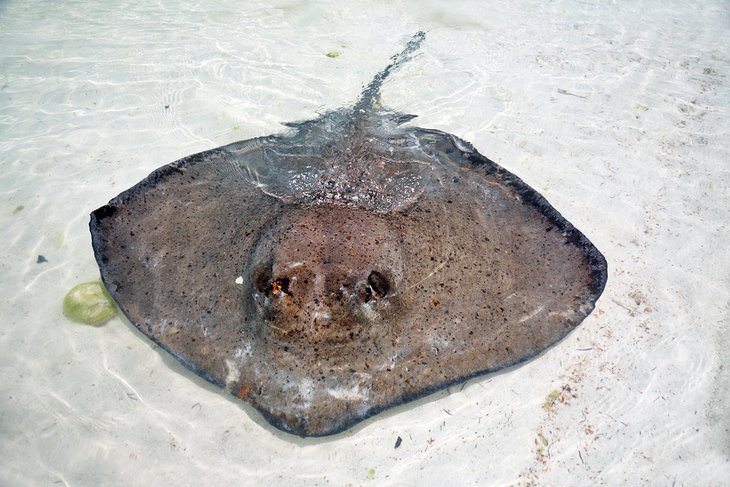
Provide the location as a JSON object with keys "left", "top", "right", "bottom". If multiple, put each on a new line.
{"left": 90, "top": 33, "right": 607, "bottom": 436}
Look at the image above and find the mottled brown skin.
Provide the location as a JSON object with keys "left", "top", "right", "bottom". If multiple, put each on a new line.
{"left": 90, "top": 127, "right": 607, "bottom": 436}
{"left": 90, "top": 30, "right": 606, "bottom": 437}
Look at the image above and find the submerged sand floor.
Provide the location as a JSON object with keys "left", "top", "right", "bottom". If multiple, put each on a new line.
{"left": 1, "top": 0, "right": 728, "bottom": 485}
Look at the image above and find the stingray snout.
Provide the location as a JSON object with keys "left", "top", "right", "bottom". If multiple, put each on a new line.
{"left": 250, "top": 258, "right": 396, "bottom": 341}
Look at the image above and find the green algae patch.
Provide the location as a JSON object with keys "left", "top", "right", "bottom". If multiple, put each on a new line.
{"left": 63, "top": 281, "right": 117, "bottom": 326}
{"left": 543, "top": 389, "right": 562, "bottom": 410}
{"left": 326, "top": 50, "right": 341, "bottom": 58}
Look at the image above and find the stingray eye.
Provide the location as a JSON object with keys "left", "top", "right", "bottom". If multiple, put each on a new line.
{"left": 272, "top": 277, "right": 290, "bottom": 296}
{"left": 366, "top": 271, "right": 390, "bottom": 300}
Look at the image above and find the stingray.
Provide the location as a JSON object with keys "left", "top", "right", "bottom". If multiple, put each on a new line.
{"left": 90, "top": 32, "right": 607, "bottom": 437}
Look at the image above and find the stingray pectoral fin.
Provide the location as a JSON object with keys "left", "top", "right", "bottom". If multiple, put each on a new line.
{"left": 360, "top": 137, "right": 608, "bottom": 402}
{"left": 90, "top": 146, "right": 289, "bottom": 386}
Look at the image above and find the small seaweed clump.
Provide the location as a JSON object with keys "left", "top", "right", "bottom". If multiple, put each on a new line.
{"left": 63, "top": 280, "right": 117, "bottom": 326}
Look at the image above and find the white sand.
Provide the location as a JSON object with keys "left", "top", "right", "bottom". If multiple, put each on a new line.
{"left": 1, "top": 1, "right": 728, "bottom": 485}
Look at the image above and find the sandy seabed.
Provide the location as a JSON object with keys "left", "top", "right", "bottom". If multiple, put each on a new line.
{"left": 1, "top": 1, "right": 728, "bottom": 485}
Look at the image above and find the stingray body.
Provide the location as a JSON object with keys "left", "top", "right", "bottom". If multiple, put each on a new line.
{"left": 90, "top": 32, "right": 607, "bottom": 437}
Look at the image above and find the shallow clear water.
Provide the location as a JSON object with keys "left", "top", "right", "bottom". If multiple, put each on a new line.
{"left": 1, "top": 0, "right": 729, "bottom": 485}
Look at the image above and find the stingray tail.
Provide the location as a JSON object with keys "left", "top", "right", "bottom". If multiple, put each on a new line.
{"left": 353, "top": 31, "right": 426, "bottom": 114}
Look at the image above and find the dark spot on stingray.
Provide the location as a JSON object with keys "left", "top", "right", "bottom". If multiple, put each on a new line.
{"left": 252, "top": 264, "right": 273, "bottom": 294}
{"left": 37, "top": 255, "right": 47, "bottom": 264}
{"left": 395, "top": 436, "right": 402, "bottom": 449}
{"left": 89, "top": 32, "right": 607, "bottom": 437}
{"left": 92, "top": 204, "right": 116, "bottom": 221}
{"left": 367, "top": 270, "right": 390, "bottom": 298}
